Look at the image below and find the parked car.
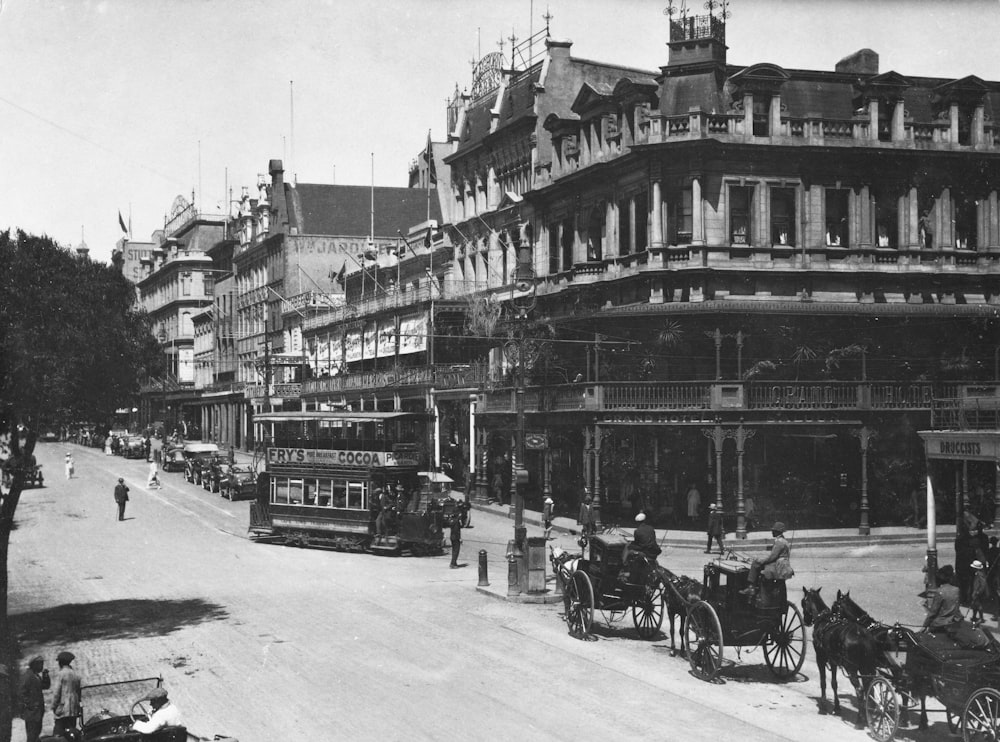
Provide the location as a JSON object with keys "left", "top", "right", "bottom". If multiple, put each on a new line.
{"left": 182, "top": 443, "right": 220, "bottom": 485}
{"left": 161, "top": 445, "right": 186, "bottom": 473}
{"left": 207, "top": 460, "right": 257, "bottom": 500}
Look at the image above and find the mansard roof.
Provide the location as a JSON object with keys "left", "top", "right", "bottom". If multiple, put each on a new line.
{"left": 287, "top": 184, "right": 442, "bottom": 237}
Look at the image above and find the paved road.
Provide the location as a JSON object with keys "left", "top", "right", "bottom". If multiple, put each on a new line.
{"left": 8, "top": 443, "right": 964, "bottom": 742}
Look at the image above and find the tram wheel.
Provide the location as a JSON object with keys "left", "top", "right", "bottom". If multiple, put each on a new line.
{"left": 684, "top": 600, "right": 724, "bottom": 681}
{"left": 565, "top": 570, "right": 594, "bottom": 638}
{"left": 631, "top": 584, "right": 665, "bottom": 640}
{"left": 762, "top": 601, "right": 806, "bottom": 678}
{"left": 963, "top": 687, "right": 1000, "bottom": 742}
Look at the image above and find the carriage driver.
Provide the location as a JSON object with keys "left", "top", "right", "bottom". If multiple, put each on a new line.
{"left": 624, "top": 512, "right": 662, "bottom": 562}
{"left": 739, "top": 522, "right": 793, "bottom": 598}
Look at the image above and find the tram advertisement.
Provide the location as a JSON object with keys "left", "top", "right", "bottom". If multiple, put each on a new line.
{"left": 266, "top": 447, "right": 420, "bottom": 468}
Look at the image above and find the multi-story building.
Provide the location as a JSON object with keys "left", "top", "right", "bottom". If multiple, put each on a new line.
{"left": 231, "top": 159, "right": 444, "bottom": 450}
{"left": 134, "top": 195, "right": 227, "bottom": 436}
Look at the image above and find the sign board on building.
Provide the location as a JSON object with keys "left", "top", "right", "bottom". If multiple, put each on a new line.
{"left": 266, "top": 447, "right": 419, "bottom": 468}
{"left": 919, "top": 431, "right": 1000, "bottom": 462}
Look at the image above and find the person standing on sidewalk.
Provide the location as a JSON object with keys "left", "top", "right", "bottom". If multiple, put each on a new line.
{"left": 543, "top": 496, "right": 554, "bottom": 540}
{"left": 18, "top": 656, "right": 49, "bottom": 742}
{"left": 578, "top": 493, "right": 596, "bottom": 538}
{"left": 705, "top": 503, "right": 725, "bottom": 554}
{"left": 449, "top": 512, "right": 462, "bottom": 568}
{"left": 114, "top": 478, "right": 130, "bottom": 521}
{"left": 51, "top": 651, "right": 81, "bottom": 740}
{"left": 686, "top": 482, "right": 701, "bottom": 523}
{"left": 971, "top": 559, "right": 988, "bottom": 625}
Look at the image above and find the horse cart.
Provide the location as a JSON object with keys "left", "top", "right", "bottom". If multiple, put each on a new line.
{"left": 679, "top": 552, "right": 806, "bottom": 681}
{"left": 832, "top": 592, "right": 1000, "bottom": 742}
{"left": 561, "top": 534, "right": 666, "bottom": 640}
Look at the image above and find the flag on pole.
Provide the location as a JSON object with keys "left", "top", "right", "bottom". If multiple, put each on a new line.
{"left": 118, "top": 211, "right": 128, "bottom": 235}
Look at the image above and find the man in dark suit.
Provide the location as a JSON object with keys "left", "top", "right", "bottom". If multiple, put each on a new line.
{"left": 114, "top": 478, "right": 129, "bottom": 521}
{"left": 18, "top": 656, "right": 49, "bottom": 742}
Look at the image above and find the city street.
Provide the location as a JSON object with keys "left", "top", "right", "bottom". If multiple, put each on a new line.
{"left": 9, "top": 443, "right": 961, "bottom": 742}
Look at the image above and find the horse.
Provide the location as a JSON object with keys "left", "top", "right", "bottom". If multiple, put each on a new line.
{"left": 660, "top": 567, "right": 704, "bottom": 656}
{"left": 801, "top": 587, "right": 880, "bottom": 728}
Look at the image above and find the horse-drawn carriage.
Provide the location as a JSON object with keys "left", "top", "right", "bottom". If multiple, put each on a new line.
{"left": 678, "top": 552, "right": 806, "bottom": 681}
{"left": 816, "top": 590, "right": 1000, "bottom": 742}
{"left": 560, "top": 534, "right": 666, "bottom": 639}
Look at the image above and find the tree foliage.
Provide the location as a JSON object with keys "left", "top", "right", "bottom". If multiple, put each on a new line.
{"left": 0, "top": 230, "right": 160, "bottom": 742}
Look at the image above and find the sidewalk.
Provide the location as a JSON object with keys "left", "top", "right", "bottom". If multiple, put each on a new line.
{"left": 467, "top": 497, "right": 953, "bottom": 550}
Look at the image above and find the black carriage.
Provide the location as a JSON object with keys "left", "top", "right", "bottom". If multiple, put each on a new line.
{"left": 862, "top": 624, "right": 1000, "bottom": 742}
{"left": 562, "top": 534, "right": 666, "bottom": 640}
{"left": 679, "top": 554, "right": 805, "bottom": 681}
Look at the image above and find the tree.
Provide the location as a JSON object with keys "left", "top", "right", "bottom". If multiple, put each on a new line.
{"left": 0, "top": 230, "right": 160, "bottom": 741}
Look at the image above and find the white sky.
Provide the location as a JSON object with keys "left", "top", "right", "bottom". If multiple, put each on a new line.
{"left": 1, "top": 0, "right": 999, "bottom": 263}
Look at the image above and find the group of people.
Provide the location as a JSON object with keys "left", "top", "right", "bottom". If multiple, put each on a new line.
{"left": 17, "top": 651, "right": 181, "bottom": 742}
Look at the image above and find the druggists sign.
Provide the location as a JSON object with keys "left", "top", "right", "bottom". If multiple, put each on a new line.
{"left": 267, "top": 448, "right": 418, "bottom": 468}
{"left": 919, "top": 432, "right": 1000, "bottom": 462}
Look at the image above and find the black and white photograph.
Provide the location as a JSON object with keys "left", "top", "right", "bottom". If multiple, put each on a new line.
{"left": 2, "top": 0, "right": 1000, "bottom": 740}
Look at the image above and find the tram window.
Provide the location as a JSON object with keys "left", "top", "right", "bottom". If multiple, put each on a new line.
{"left": 303, "top": 480, "right": 316, "bottom": 506}
{"left": 288, "top": 480, "right": 304, "bottom": 506}
{"left": 347, "top": 482, "right": 365, "bottom": 509}
{"left": 332, "top": 481, "right": 347, "bottom": 508}
{"left": 318, "top": 480, "right": 333, "bottom": 507}
{"left": 271, "top": 478, "right": 289, "bottom": 505}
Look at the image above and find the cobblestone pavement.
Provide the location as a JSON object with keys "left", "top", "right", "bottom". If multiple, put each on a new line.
{"left": 7, "top": 443, "right": 968, "bottom": 742}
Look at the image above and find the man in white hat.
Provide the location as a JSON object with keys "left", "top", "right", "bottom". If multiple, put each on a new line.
{"left": 971, "top": 559, "right": 988, "bottom": 625}
{"left": 629, "top": 511, "right": 661, "bottom": 560}
{"left": 132, "top": 686, "right": 182, "bottom": 734}
{"left": 543, "top": 496, "right": 555, "bottom": 540}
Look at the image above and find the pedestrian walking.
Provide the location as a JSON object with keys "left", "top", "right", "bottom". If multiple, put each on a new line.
{"left": 114, "top": 478, "right": 129, "bottom": 521}
{"left": 104, "top": 437, "right": 112, "bottom": 456}
{"left": 543, "top": 496, "right": 555, "bottom": 540}
{"left": 51, "top": 651, "right": 81, "bottom": 740}
{"left": 705, "top": 503, "right": 725, "bottom": 554}
{"left": 491, "top": 470, "right": 504, "bottom": 504}
{"left": 449, "top": 511, "right": 462, "bottom": 568}
{"left": 686, "top": 482, "right": 701, "bottom": 522}
{"left": 578, "top": 492, "right": 596, "bottom": 538}
{"left": 147, "top": 461, "right": 161, "bottom": 489}
{"left": 971, "top": 559, "right": 988, "bottom": 625}
{"left": 64, "top": 452, "right": 74, "bottom": 480}
{"left": 18, "top": 656, "right": 49, "bottom": 742}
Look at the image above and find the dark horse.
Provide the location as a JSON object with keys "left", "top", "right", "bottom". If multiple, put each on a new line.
{"left": 801, "top": 587, "right": 880, "bottom": 728}
{"left": 660, "top": 567, "right": 704, "bottom": 656}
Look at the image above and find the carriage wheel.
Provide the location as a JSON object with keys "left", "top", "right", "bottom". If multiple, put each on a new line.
{"left": 684, "top": 600, "right": 724, "bottom": 680}
{"left": 631, "top": 584, "right": 665, "bottom": 640}
{"left": 762, "top": 601, "right": 806, "bottom": 678}
{"left": 865, "top": 676, "right": 900, "bottom": 742}
{"left": 565, "top": 571, "right": 594, "bottom": 638}
{"left": 963, "top": 687, "right": 1000, "bottom": 742}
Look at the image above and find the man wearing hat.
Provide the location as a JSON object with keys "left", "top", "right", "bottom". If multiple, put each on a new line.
{"left": 970, "top": 559, "right": 988, "bottom": 625}
{"left": 18, "top": 655, "right": 49, "bottom": 742}
{"left": 705, "top": 503, "right": 725, "bottom": 555}
{"left": 628, "top": 512, "right": 661, "bottom": 561}
{"left": 51, "top": 651, "right": 81, "bottom": 739}
{"left": 922, "top": 565, "right": 963, "bottom": 634}
{"left": 114, "top": 478, "right": 129, "bottom": 521}
{"left": 131, "top": 686, "right": 182, "bottom": 734}
{"left": 542, "top": 496, "right": 555, "bottom": 540}
{"left": 739, "top": 522, "right": 793, "bottom": 599}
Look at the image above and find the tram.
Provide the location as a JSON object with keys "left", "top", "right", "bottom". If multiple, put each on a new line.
{"left": 248, "top": 411, "right": 456, "bottom": 555}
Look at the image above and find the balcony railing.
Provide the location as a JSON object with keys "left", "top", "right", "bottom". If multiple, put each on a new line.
{"left": 932, "top": 392, "right": 1000, "bottom": 430}
{"left": 480, "top": 380, "right": 962, "bottom": 414}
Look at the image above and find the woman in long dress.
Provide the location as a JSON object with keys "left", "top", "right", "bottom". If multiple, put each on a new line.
{"left": 64, "top": 453, "right": 74, "bottom": 479}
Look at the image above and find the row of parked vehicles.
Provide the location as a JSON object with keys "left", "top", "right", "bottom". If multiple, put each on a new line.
{"left": 160, "top": 442, "right": 257, "bottom": 501}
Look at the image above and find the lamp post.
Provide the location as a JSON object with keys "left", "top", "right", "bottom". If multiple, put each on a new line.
{"left": 508, "top": 253, "right": 536, "bottom": 594}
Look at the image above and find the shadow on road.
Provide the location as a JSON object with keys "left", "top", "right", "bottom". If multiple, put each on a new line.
{"left": 12, "top": 598, "right": 229, "bottom": 644}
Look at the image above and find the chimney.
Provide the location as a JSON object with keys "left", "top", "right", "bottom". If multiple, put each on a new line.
{"left": 835, "top": 49, "right": 879, "bottom": 75}
{"left": 268, "top": 159, "right": 287, "bottom": 236}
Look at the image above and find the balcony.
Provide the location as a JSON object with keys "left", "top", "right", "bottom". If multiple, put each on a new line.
{"left": 480, "top": 380, "right": 959, "bottom": 415}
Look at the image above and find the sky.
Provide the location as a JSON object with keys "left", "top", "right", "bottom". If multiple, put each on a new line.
{"left": 2, "top": 0, "right": 1000, "bottom": 264}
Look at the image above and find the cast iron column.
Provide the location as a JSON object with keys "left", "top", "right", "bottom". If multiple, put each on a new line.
{"left": 853, "top": 426, "right": 875, "bottom": 536}
{"left": 731, "top": 423, "right": 755, "bottom": 539}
